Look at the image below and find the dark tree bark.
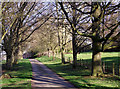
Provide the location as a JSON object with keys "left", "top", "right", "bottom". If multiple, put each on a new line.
{"left": 6, "top": 49, "right": 14, "bottom": 70}
{"left": 72, "top": 33, "right": 77, "bottom": 68}
{"left": 47, "top": 48, "right": 50, "bottom": 57}
{"left": 91, "top": 39, "right": 103, "bottom": 76}
{"left": 61, "top": 47, "right": 65, "bottom": 64}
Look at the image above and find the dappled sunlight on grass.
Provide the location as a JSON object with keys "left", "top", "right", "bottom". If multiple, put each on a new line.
{"left": 36, "top": 52, "right": 120, "bottom": 89}
{"left": 2, "top": 59, "right": 32, "bottom": 88}
{"left": 2, "top": 78, "right": 31, "bottom": 87}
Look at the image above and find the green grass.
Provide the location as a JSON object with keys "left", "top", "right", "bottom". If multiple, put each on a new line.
{"left": 65, "top": 52, "right": 120, "bottom": 74}
{"left": 1, "top": 59, "right": 32, "bottom": 89}
{"left": 65, "top": 52, "right": 119, "bottom": 60}
{"left": 36, "top": 52, "right": 120, "bottom": 89}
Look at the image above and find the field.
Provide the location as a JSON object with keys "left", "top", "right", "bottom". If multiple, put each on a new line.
{"left": 1, "top": 59, "right": 32, "bottom": 89}
{"left": 36, "top": 52, "right": 120, "bottom": 89}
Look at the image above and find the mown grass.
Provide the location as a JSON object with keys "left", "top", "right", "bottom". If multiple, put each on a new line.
{"left": 36, "top": 52, "right": 120, "bottom": 89}
{"left": 1, "top": 59, "right": 32, "bottom": 89}
{"left": 65, "top": 52, "right": 120, "bottom": 74}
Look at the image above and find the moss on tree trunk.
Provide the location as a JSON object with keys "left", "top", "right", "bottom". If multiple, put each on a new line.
{"left": 13, "top": 46, "right": 23, "bottom": 64}
{"left": 91, "top": 41, "right": 103, "bottom": 76}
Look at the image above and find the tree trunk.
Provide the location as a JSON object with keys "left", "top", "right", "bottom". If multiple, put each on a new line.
{"left": 91, "top": 41, "right": 103, "bottom": 76}
{"left": 48, "top": 48, "right": 50, "bottom": 57}
{"left": 6, "top": 51, "right": 14, "bottom": 70}
{"left": 61, "top": 47, "right": 65, "bottom": 64}
{"left": 13, "top": 47, "right": 19, "bottom": 64}
{"left": 18, "top": 49, "right": 23, "bottom": 59}
{"left": 72, "top": 34, "right": 77, "bottom": 69}
{"left": 91, "top": 3, "right": 103, "bottom": 76}
{"left": 71, "top": 2, "right": 77, "bottom": 69}
{"left": 13, "top": 46, "right": 23, "bottom": 64}
{"left": 52, "top": 50, "right": 55, "bottom": 61}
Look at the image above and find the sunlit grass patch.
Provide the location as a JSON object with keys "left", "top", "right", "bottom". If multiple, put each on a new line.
{"left": 37, "top": 52, "right": 120, "bottom": 89}
{"left": 2, "top": 59, "right": 32, "bottom": 88}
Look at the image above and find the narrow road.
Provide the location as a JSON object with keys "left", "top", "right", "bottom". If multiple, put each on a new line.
{"left": 29, "top": 59, "right": 76, "bottom": 89}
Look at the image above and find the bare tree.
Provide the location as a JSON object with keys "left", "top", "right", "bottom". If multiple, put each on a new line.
{"left": 2, "top": 2, "right": 53, "bottom": 69}
{"left": 59, "top": 2, "right": 120, "bottom": 76}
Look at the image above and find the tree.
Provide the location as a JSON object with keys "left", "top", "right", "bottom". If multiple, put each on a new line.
{"left": 58, "top": 2, "right": 82, "bottom": 68}
{"left": 25, "top": 16, "right": 59, "bottom": 59}
{"left": 59, "top": 2, "right": 120, "bottom": 76}
{"left": 2, "top": 2, "right": 53, "bottom": 69}
{"left": 55, "top": 3, "right": 72, "bottom": 63}
{"left": 0, "top": 3, "right": 8, "bottom": 43}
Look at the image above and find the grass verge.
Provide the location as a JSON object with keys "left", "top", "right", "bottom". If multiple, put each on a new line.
{"left": 1, "top": 59, "right": 32, "bottom": 89}
{"left": 36, "top": 52, "right": 120, "bottom": 89}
